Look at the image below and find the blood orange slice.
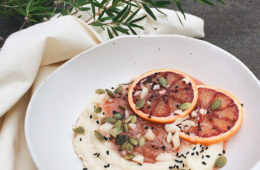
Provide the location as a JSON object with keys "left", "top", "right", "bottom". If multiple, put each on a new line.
{"left": 179, "top": 85, "right": 243, "bottom": 145}
{"left": 128, "top": 69, "right": 198, "bottom": 123}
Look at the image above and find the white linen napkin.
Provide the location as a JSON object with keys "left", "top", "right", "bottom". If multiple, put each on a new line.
{"left": 0, "top": 9, "right": 204, "bottom": 170}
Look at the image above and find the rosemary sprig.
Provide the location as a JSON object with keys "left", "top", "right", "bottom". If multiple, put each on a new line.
{"left": 0, "top": 0, "right": 224, "bottom": 38}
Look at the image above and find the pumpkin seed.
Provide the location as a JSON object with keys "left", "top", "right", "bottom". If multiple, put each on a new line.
{"left": 159, "top": 77, "right": 167, "bottom": 87}
{"left": 120, "top": 140, "right": 128, "bottom": 150}
{"left": 95, "top": 89, "right": 105, "bottom": 94}
{"left": 114, "top": 120, "right": 122, "bottom": 128}
{"left": 124, "top": 154, "right": 135, "bottom": 160}
{"left": 129, "top": 137, "right": 138, "bottom": 146}
{"left": 109, "top": 127, "right": 123, "bottom": 137}
{"left": 114, "top": 85, "right": 123, "bottom": 94}
{"left": 126, "top": 143, "right": 133, "bottom": 153}
{"left": 211, "top": 99, "right": 222, "bottom": 110}
{"left": 73, "top": 126, "right": 85, "bottom": 134}
{"left": 103, "top": 117, "right": 117, "bottom": 124}
{"left": 136, "top": 99, "right": 145, "bottom": 109}
{"left": 105, "top": 89, "right": 116, "bottom": 98}
{"left": 179, "top": 103, "right": 191, "bottom": 110}
{"left": 131, "top": 115, "right": 137, "bottom": 124}
{"left": 94, "top": 130, "right": 104, "bottom": 142}
{"left": 125, "top": 116, "right": 133, "bottom": 123}
{"left": 138, "top": 137, "right": 146, "bottom": 146}
{"left": 119, "top": 105, "right": 129, "bottom": 110}
{"left": 215, "top": 156, "right": 227, "bottom": 168}
{"left": 124, "top": 124, "right": 128, "bottom": 132}
{"left": 115, "top": 135, "right": 129, "bottom": 145}
{"left": 94, "top": 106, "right": 102, "bottom": 113}
{"left": 113, "top": 113, "right": 124, "bottom": 120}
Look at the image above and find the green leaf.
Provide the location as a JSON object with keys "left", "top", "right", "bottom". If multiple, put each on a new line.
{"left": 128, "top": 23, "right": 144, "bottom": 30}
{"left": 111, "top": 27, "right": 119, "bottom": 36}
{"left": 199, "top": 0, "right": 214, "bottom": 6}
{"left": 79, "top": 7, "right": 91, "bottom": 11}
{"left": 128, "top": 26, "right": 137, "bottom": 35}
{"left": 13, "top": 8, "right": 26, "bottom": 16}
{"left": 99, "top": 16, "right": 114, "bottom": 22}
{"left": 26, "top": 0, "right": 33, "bottom": 14}
{"left": 113, "top": 5, "right": 129, "bottom": 21}
{"left": 174, "top": 10, "right": 183, "bottom": 26}
{"left": 125, "top": 8, "right": 140, "bottom": 23}
{"left": 154, "top": 1, "right": 171, "bottom": 8}
{"left": 119, "top": 6, "right": 131, "bottom": 22}
{"left": 142, "top": 3, "right": 156, "bottom": 20}
{"left": 112, "top": 0, "right": 121, "bottom": 6}
{"left": 107, "top": 27, "right": 114, "bottom": 39}
{"left": 129, "top": 15, "right": 146, "bottom": 23}
{"left": 114, "top": 26, "right": 129, "bottom": 34}
{"left": 176, "top": 0, "right": 186, "bottom": 19}
{"left": 216, "top": 0, "right": 225, "bottom": 4}
{"left": 125, "top": 1, "right": 139, "bottom": 8}
{"left": 90, "top": 22, "right": 104, "bottom": 26}
{"left": 90, "top": 0, "right": 96, "bottom": 21}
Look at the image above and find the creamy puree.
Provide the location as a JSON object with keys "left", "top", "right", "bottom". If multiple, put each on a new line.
{"left": 73, "top": 91, "right": 224, "bottom": 170}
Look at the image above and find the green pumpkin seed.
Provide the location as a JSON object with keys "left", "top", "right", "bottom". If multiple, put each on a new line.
{"left": 159, "top": 77, "right": 167, "bottom": 87}
{"left": 126, "top": 143, "right": 133, "bottom": 153}
{"left": 109, "top": 127, "right": 123, "bottom": 137}
{"left": 114, "top": 120, "right": 122, "bottom": 128}
{"left": 179, "top": 103, "right": 191, "bottom": 110}
{"left": 103, "top": 117, "right": 117, "bottom": 124}
{"left": 94, "top": 130, "right": 104, "bottom": 142}
{"left": 120, "top": 140, "right": 128, "bottom": 150}
{"left": 138, "top": 137, "right": 146, "bottom": 146}
{"left": 119, "top": 105, "right": 129, "bottom": 110}
{"left": 114, "top": 85, "right": 123, "bottom": 94}
{"left": 130, "top": 115, "right": 137, "bottom": 124}
{"left": 105, "top": 89, "right": 116, "bottom": 98}
{"left": 124, "top": 154, "right": 135, "bottom": 160}
{"left": 73, "top": 126, "right": 85, "bottom": 134}
{"left": 113, "top": 113, "right": 124, "bottom": 120}
{"left": 211, "top": 99, "right": 222, "bottom": 110}
{"left": 136, "top": 99, "right": 145, "bottom": 109}
{"left": 94, "top": 106, "right": 102, "bottom": 113}
{"left": 215, "top": 156, "right": 227, "bottom": 168}
{"left": 124, "top": 124, "right": 128, "bottom": 132}
{"left": 115, "top": 135, "right": 129, "bottom": 145}
{"left": 125, "top": 116, "right": 133, "bottom": 123}
{"left": 95, "top": 89, "right": 105, "bottom": 94}
{"left": 129, "top": 137, "right": 138, "bottom": 145}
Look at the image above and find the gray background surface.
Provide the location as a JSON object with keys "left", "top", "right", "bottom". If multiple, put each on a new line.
{"left": 0, "top": 0, "right": 259, "bottom": 79}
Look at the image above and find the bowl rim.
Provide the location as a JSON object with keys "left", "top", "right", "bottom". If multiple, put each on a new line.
{"left": 25, "top": 35, "right": 260, "bottom": 169}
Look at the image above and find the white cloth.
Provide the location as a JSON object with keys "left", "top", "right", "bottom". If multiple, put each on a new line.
{"left": 0, "top": 9, "right": 204, "bottom": 170}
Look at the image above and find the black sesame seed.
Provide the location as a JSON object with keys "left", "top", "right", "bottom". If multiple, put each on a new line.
{"left": 112, "top": 111, "right": 117, "bottom": 114}
{"left": 186, "top": 152, "right": 189, "bottom": 155}
{"left": 223, "top": 149, "right": 226, "bottom": 154}
{"left": 191, "top": 152, "right": 194, "bottom": 156}
{"left": 176, "top": 104, "right": 180, "bottom": 108}
{"left": 104, "top": 163, "right": 110, "bottom": 168}
{"left": 182, "top": 163, "right": 185, "bottom": 168}
{"left": 200, "top": 144, "right": 202, "bottom": 147}
{"left": 148, "top": 115, "right": 152, "bottom": 118}
{"left": 188, "top": 82, "right": 192, "bottom": 86}
{"left": 147, "top": 106, "right": 151, "bottom": 109}
{"left": 136, "top": 98, "right": 139, "bottom": 102}
{"left": 83, "top": 168, "right": 88, "bottom": 170}
{"left": 96, "top": 120, "right": 99, "bottom": 124}
{"left": 205, "top": 147, "right": 208, "bottom": 150}
{"left": 97, "top": 153, "right": 100, "bottom": 157}
{"left": 241, "top": 103, "right": 244, "bottom": 107}
{"left": 161, "top": 146, "right": 166, "bottom": 150}
{"left": 144, "top": 126, "right": 149, "bottom": 129}
{"left": 123, "top": 97, "right": 126, "bottom": 100}
{"left": 193, "top": 147, "right": 196, "bottom": 150}
{"left": 126, "top": 94, "right": 128, "bottom": 97}
{"left": 104, "top": 136, "right": 108, "bottom": 141}
{"left": 212, "top": 127, "right": 217, "bottom": 130}
{"left": 111, "top": 87, "right": 114, "bottom": 89}
{"left": 176, "top": 165, "right": 179, "bottom": 169}
{"left": 175, "top": 85, "right": 179, "bottom": 88}
{"left": 209, "top": 117, "right": 213, "bottom": 121}
{"left": 199, "top": 128, "right": 202, "bottom": 131}
{"left": 90, "top": 115, "right": 93, "bottom": 119}
{"left": 126, "top": 88, "right": 129, "bottom": 90}
{"left": 103, "top": 112, "right": 105, "bottom": 115}
{"left": 179, "top": 160, "right": 183, "bottom": 163}
{"left": 206, "top": 155, "right": 210, "bottom": 158}
{"left": 106, "top": 150, "right": 109, "bottom": 155}
{"left": 93, "top": 153, "right": 97, "bottom": 155}
{"left": 228, "top": 126, "right": 231, "bottom": 129}
{"left": 187, "top": 132, "right": 190, "bottom": 135}
{"left": 169, "top": 166, "right": 173, "bottom": 169}
{"left": 202, "top": 155, "right": 204, "bottom": 159}
{"left": 176, "top": 152, "right": 179, "bottom": 157}
{"left": 138, "top": 163, "right": 142, "bottom": 166}
{"left": 207, "top": 110, "right": 210, "bottom": 114}
{"left": 175, "top": 90, "right": 178, "bottom": 93}
{"left": 218, "top": 153, "right": 222, "bottom": 156}
{"left": 80, "top": 138, "right": 82, "bottom": 141}
{"left": 184, "top": 87, "right": 189, "bottom": 90}
{"left": 196, "top": 151, "right": 199, "bottom": 156}
{"left": 151, "top": 126, "right": 155, "bottom": 130}
{"left": 202, "top": 161, "right": 206, "bottom": 165}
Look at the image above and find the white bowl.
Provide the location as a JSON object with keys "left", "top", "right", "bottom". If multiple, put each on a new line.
{"left": 25, "top": 35, "right": 260, "bottom": 170}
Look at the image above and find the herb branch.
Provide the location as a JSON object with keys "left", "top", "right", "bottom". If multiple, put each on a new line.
{"left": 0, "top": 0, "right": 224, "bottom": 38}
